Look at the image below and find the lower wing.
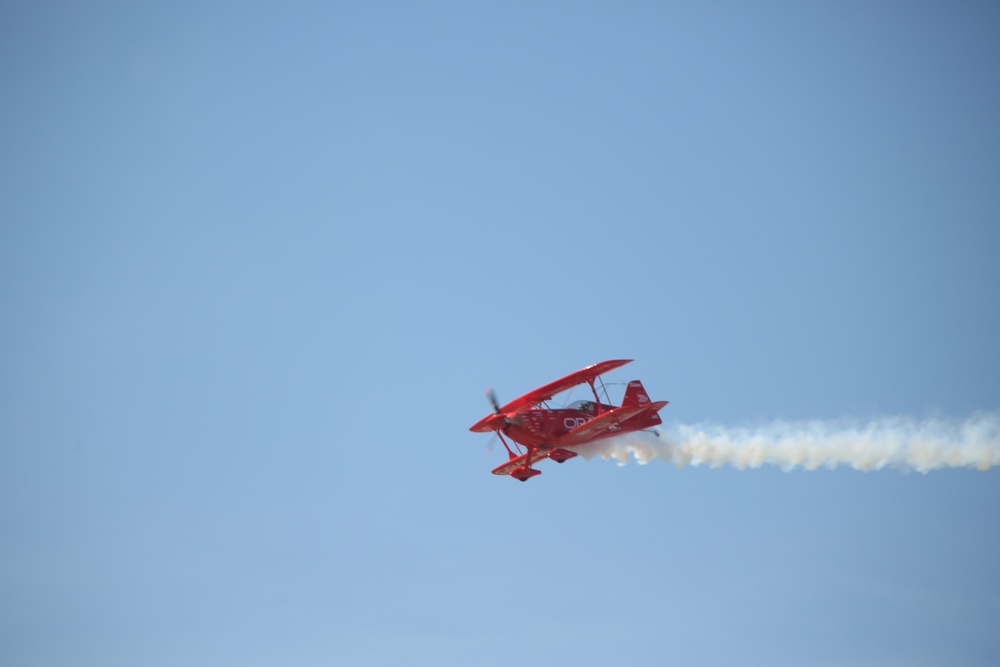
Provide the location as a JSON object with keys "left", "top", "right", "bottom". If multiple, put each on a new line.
{"left": 491, "top": 449, "right": 550, "bottom": 476}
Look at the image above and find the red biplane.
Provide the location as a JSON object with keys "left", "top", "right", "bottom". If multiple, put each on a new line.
{"left": 470, "top": 359, "right": 667, "bottom": 481}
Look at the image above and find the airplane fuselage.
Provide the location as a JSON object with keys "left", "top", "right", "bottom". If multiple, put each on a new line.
{"left": 504, "top": 407, "right": 605, "bottom": 449}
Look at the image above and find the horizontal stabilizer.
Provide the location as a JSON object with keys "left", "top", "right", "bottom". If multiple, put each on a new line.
{"left": 620, "top": 400, "right": 668, "bottom": 428}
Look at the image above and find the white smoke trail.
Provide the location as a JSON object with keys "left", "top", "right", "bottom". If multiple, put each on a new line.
{"left": 575, "top": 412, "right": 1000, "bottom": 472}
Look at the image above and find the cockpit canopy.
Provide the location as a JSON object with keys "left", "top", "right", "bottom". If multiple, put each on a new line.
{"left": 568, "top": 400, "right": 596, "bottom": 413}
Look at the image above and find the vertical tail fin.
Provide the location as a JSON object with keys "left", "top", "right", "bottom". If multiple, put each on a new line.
{"left": 622, "top": 380, "right": 652, "bottom": 408}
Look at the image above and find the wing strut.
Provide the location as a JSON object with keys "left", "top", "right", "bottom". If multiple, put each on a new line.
{"left": 496, "top": 431, "right": 518, "bottom": 460}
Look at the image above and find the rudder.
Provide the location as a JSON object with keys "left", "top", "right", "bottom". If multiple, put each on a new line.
{"left": 622, "top": 380, "right": 652, "bottom": 408}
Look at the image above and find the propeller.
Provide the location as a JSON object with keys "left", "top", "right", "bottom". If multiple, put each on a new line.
{"left": 483, "top": 388, "right": 520, "bottom": 431}
{"left": 486, "top": 387, "right": 502, "bottom": 415}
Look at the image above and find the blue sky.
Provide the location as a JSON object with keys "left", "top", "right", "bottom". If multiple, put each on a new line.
{"left": 2, "top": 2, "right": 999, "bottom": 666}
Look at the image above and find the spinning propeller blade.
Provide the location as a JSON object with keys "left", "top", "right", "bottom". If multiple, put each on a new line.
{"left": 481, "top": 387, "right": 520, "bottom": 431}
{"left": 486, "top": 387, "right": 502, "bottom": 414}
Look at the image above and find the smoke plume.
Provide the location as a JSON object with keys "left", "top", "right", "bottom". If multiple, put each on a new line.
{"left": 575, "top": 413, "right": 1000, "bottom": 472}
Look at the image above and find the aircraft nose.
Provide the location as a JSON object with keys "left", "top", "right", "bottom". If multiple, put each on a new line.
{"left": 470, "top": 413, "right": 506, "bottom": 432}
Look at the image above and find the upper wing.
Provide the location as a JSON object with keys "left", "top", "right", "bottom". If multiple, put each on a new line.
{"left": 498, "top": 359, "right": 632, "bottom": 414}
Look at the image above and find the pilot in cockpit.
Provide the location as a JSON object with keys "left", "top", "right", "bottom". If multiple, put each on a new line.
{"left": 569, "top": 400, "right": 596, "bottom": 413}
